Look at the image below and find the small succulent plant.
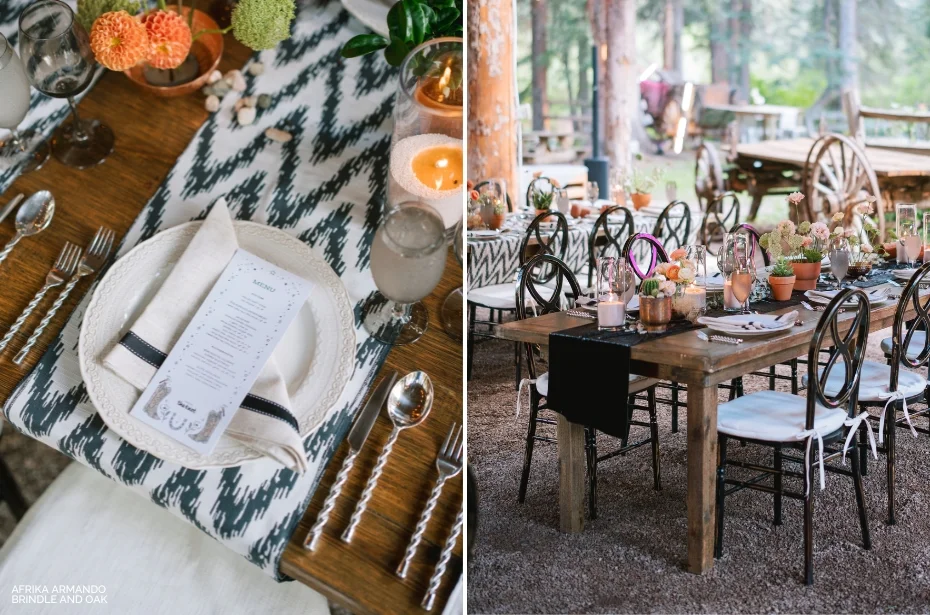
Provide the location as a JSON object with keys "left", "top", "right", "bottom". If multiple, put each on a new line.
{"left": 770, "top": 257, "right": 795, "bottom": 277}
{"left": 640, "top": 278, "right": 660, "bottom": 297}
{"left": 532, "top": 190, "right": 554, "bottom": 211}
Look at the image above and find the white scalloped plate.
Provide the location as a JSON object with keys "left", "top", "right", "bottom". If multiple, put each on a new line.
{"left": 79, "top": 221, "right": 356, "bottom": 469}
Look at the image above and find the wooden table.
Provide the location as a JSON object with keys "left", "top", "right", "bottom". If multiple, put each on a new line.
{"left": 0, "top": 34, "right": 462, "bottom": 615}
{"left": 496, "top": 294, "right": 909, "bottom": 574}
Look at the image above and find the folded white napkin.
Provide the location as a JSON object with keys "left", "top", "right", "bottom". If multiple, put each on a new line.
{"left": 806, "top": 287, "right": 887, "bottom": 302}
{"left": 698, "top": 312, "right": 797, "bottom": 331}
{"left": 103, "top": 200, "right": 308, "bottom": 472}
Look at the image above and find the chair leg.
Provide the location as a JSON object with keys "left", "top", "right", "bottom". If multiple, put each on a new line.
{"left": 514, "top": 342, "right": 521, "bottom": 391}
{"left": 790, "top": 359, "right": 799, "bottom": 394}
{"left": 860, "top": 420, "right": 869, "bottom": 476}
{"left": 850, "top": 428, "right": 872, "bottom": 550}
{"left": 649, "top": 387, "right": 661, "bottom": 490}
{"left": 0, "top": 455, "right": 26, "bottom": 521}
{"left": 585, "top": 427, "right": 598, "bottom": 520}
{"left": 773, "top": 445, "right": 783, "bottom": 526}
{"left": 467, "top": 303, "right": 476, "bottom": 381}
{"left": 768, "top": 365, "right": 776, "bottom": 391}
{"left": 714, "top": 435, "right": 728, "bottom": 558}
{"left": 887, "top": 405, "right": 897, "bottom": 525}
{"left": 803, "top": 450, "right": 814, "bottom": 586}
{"left": 671, "top": 385, "right": 679, "bottom": 434}
{"left": 518, "top": 392, "right": 541, "bottom": 504}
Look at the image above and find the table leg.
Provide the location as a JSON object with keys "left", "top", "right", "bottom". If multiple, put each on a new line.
{"left": 557, "top": 414, "right": 585, "bottom": 533}
{"left": 687, "top": 383, "right": 718, "bottom": 573}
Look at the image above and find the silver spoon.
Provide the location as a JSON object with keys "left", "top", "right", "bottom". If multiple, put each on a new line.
{"left": 341, "top": 371, "right": 433, "bottom": 543}
{"left": 0, "top": 191, "right": 55, "bottom": 267}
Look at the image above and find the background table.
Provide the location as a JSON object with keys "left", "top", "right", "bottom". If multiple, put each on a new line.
{"left": 0, "top": 24, "right": 462, "bottom": 615}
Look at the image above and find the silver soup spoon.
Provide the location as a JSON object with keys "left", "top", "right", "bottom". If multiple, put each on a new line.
{"left": 341, "top": 370, "right": 434, "bottom": 543}
{"left": 0, "top": 190, "right": 55, "bottom": 267}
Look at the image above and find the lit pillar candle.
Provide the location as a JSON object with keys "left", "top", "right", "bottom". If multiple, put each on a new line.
{"left": 597, "top": 295, "right": 626, "bottom": 329}
{"left": 685, "top": 285, "right": 707, "bottom": 312}
{"left": 389, "top": 134, "right": 464, "bottom": 229}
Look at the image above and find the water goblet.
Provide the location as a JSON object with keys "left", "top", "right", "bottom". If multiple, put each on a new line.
{"left": 585, "top": 181, "right": 600, "bottom": 204}
{"left": 830, "top": 237, "right": 850, "bottom": 289}
{"left": 19, "top": 0, "right": 114, "bottom": 169}
{"left": 364, "top": 201, "right": 448, "bottom": 345}
{"left": 0, "top": 33, "right": 49, "bottom": 172}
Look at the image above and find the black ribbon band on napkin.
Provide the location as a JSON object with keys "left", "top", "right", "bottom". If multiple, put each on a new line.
{"left": 118, "top": 331, "right": 300, "bottom": 433}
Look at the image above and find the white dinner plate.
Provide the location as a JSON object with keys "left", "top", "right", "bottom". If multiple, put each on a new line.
{"left": 697, "top": 314, "right": 795, "bottom": 337}
{"left": 79, "top": 221, "right": 356, "bottom": 469}
{"left": 804, "top": 289, "right": 891, "bottom": 307}
{"left": 341, "top": 0, "right": 390, "bottom": 37}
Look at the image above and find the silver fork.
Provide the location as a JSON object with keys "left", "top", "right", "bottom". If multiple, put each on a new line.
{"left": 396, "top": 423, "right": 463, "bottom": 579}
{"left": 14, "top": 227, "right": 115, "bottom": 365}
{"left": 0, "top": 242, "right": 81, "bottom": 354}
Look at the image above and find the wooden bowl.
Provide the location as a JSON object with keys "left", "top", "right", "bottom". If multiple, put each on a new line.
{"left": 123, "top": 7, "right": 224, "bottom": 98}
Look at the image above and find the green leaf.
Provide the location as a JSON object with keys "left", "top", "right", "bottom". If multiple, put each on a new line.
{"left": 385, "top": 35, "right": 411, "bottom": 66}
{"left": 387, "top": 0, "right": 412, "bottom": 43}
{"left": 402, "top": 0, "right": 431, "bottom": 45}
{"left": 341, "top": 34, "right": 389, "bottom": 58}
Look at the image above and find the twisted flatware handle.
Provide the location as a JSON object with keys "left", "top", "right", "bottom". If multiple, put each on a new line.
{"left": 0, "top": 284, "right": 53, "bottom": 353}
{"left": 304, "top": 449, "right": 359, "bottom": 551}
{"left": 342, "top": 426, "right": 399, "bottom": 543}
{"left": 422, "top": 508, "right": 463, "bottom": 611}
{"left": 396, "top": 475, "right": 448, "bottom": 578}
{"left": 0, "top": 233, "right": 23, "bottom": 268}
{"left": 14, "top": 274, "right": 81, "bottom": 365}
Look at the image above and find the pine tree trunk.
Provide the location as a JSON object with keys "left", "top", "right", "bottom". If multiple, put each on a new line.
{"left": 663, "top": 0, "right": 683, "bottom": 74}
{"left": 467, "top": 0, "right": 518, "bottom": 204}
{"left": 738, "top": 0, "right": 751, "bottom": 101}
{"left": 603, "top": 0, "right": 636, "bottom": 172}
{"left": 709, "top": 1, "right": 728, "bottom": 84}
{"left": 838, "top": 0, "right": 858, "bottom": 91}
{"left": 531, "top": 0, "right": 548, "bottom": 131}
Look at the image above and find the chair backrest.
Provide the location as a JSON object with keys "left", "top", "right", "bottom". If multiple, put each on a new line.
{"left": 515, "top": 254, "right": 583, "bottom": 379}
{"left": 652, "top": 200, "right": 692, "bottom": 252}
{"left": 806, "top": 288, "right": 870, "bottom": 426}
{"left": 587, "top": 206, "right": 635, "bottom": 288}
{"left": 889, "top": 262, "right": 930, "bottom": 390}
{"left": 729, "top": 222, "right": 770, "bottom": 267}
{"left": 519, "top": 211, "right": 569, "bottom": 284}
{"left": 473, "top": 180, "right": 514, "bottom": 212}
{"left": 621, "top": 232, "right": 669, "bottom": 282}
{"left": 701, "top": 192, "right": 741, "bottom": 254}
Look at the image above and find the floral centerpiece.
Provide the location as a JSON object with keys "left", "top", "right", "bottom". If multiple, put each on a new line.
{"left": 842, "top": 200, "right": 880, "bottom": 275}
{"left": 759, "top": 193, "right": 826, "bottom": 291}
{"left": 652, "top": 247, "right": 699, "bottom": 318}
{"left": 530, "top": 178, "right": 559, "bottom": 220}
{"left": 638, "top": 276, "right": 675, "bottom": 332}
{"left": 626, "top": 167, "right": 663, "bottom": 211}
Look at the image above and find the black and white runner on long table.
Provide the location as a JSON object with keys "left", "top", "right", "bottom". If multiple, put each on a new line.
{"left": 3, "top": 0, "right": 394, "bottom": 579}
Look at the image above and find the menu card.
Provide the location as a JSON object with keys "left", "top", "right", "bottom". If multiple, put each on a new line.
{"left": 130, "top": 249, "right": 312, "bottom": 455}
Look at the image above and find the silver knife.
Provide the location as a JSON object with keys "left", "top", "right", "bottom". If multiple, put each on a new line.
{"left": 0, "top": 194, "right": 24, "bottom": 225}
{"left": 304, "top": 370, "right": 399, "bottom": 550}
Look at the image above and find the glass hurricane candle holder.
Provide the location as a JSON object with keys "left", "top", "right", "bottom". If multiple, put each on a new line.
{"left": 896, "top": 203, "right": 919, "bottom": 265}
{"left": 388, "top": 37, "right": 464, "bottom": 233}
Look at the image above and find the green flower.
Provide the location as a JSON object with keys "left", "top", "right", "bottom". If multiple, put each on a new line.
{"left": 232, "top": 0, "right": 296, "bottom": 50}
{"left": 76, "top": 0, "right": 141, "bottom": 31}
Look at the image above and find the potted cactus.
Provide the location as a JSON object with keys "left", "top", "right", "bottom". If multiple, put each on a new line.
{"left": 638, "top": 277, "right": 675, "bottom": 332}
{"left": 767, "top": 257, "right": 796, "bottom": 301}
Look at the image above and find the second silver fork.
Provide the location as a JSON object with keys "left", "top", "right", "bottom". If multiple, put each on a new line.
{"left": 396, "top": 423, "right": 463, "bottom": 579}
{"left": 0, "top": 242, "right": 81, "bottom": 354}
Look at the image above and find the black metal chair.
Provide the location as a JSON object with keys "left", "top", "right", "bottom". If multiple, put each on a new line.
{"left": 473, "top": 180, "right": 514, "bottom": 212}
{"left": 515, "top": 253, "right": 661, "bottom": 518}
{"left": 651, "top": 200, "right": 692, "bottom": 253}
{"left": 730, "top": 221, "right": 771, "bottom": 268}
{"left": 715, "top": 288, "right": 873, "bottom": 585}
{"left": 586, "top": 205, "right": 635, "bottom": 290}
{"left": 621, "top": 232, "right": 669, "bottom": 282}
{"left": 468, "top": 211, "right": 569, "bottom": 384}
{"left": 701, "top": 192, "right": 741, "bottom": 255}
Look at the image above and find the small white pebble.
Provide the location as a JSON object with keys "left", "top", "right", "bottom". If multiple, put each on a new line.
{"left": 247, "top": 62, "right": 264, "bottom": 76}
{"left": 229, "top": 71, "right": 247, "bottom": 92}
{"left": 204, "top": 95, "right": 220, "bottom": 112}
{"left": 237, "top": 106, "right": 256, "bottom": 126}
{"left": 234, "top": 98, "right": 246, "bottom": 111}
{"left": 265, "top": 127, "right": 293, "bottom": 143}
{"left": 207, "top": 70, "right": 222, "bottom": 84}
{"left": 242, "top": 95, "right": 257, "bottom": 108}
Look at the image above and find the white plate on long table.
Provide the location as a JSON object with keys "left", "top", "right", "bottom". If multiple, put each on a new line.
{"left": 79, "top": 221, "right": 356, "bottom": 469}
{"left": 697, "top": 314, "right": 796, "bottom": 337}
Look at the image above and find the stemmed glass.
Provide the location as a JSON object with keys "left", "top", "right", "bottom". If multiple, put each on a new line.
{"left": 896, "top": 203, "right": 920, "bottom": 267}
{"left": 478, "top": 179, "right": 506, "bottom": 227}
{"left": 829, "top": 236, "right": 850, "bottom": 289}
{"left": 440, "top": 219, "right": 464, "bottom": 341}
{"left": 364, "top": 201, "right": 448, "bottom": 345}
{"left": 585, "top": 181, "right": 600, "bottom": 204}
{"left": 730, "top": 234, "right": 754, "bottom": 315}
{"left": 0, "top": 33, "right": 49, "bottom": 172}
{"left": 19, "top": 0, "right": 114, "bottom": 168}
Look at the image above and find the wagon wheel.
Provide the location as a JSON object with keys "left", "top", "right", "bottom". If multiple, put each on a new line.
{"left": 803, "top": 134, "right": 884, "bottom": 242}
{"left": 695, "top": 142, "right": 724, "bottom": 211}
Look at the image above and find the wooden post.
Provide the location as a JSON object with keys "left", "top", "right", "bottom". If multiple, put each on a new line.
{"left": 603, "top": 0, "right": 636, "bottom": 173}
{"left": 687, "top": 383, "right": 719, "bottom": 573}
{"left": 557, "top": 415, "right": 586, "bottom": 533}
{"left": 467, "top": 0, "right": 519, "bottom": 207}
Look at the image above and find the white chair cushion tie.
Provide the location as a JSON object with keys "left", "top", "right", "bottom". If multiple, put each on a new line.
{"left": 842, "top": 411, "right": 877, "bottom": 464}
{"left": 799, "top": 429, "right": 825, "bottom": 494}
{"left": 877, "top": 390, "right": 918, "bottom": 444}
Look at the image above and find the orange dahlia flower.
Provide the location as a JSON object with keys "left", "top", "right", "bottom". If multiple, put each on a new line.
{"left": 89, "top": 11, "right": 149, "bottom": 72}
{"left": 141, "top": 10, "right": 192, "bottom": 70}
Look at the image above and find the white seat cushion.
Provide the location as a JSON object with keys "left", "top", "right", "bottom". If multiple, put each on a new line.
{"left": 0, "top": 463, "right": 329, "bottom": 615}
{"left": 801, "top": 360, "right": 927, "bottom": 402}
{"left": 881, "top": 332, "right": 927, "bottom": 360}
{"left": 535, "top": 372, "right": 655, "bottom": 397}
{"left": 468, "top": 283, "right": 517, "bottom": 310}
{"left": 717, "top": 390, "right": 847, "bottom": 442}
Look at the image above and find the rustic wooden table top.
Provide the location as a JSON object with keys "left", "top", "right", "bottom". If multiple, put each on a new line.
{"left": 0, "top": 34, "right": 462, "bottom": 615}
{"left": 735, "top": 138, "right": 930, "bottom": 179}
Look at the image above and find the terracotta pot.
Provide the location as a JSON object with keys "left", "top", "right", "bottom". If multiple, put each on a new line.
{"left": 487, "top": 213, "right": 505, "bottom": 230}
{"left": 630, "top": 193, "right": 652, "bottom": 210}
{"left": 790, "top": 261, "right": 822, "bottom": 291}
{"left": 768, "top": 275, "right": 796, "bottom": 301}
{"left": 640, "top": 295, "right": 672, "bottom": 333}
{"left": 123, "top": 7, "right": 224, "bottom": 98}
{"left": 535, "top": 209, "right": 555, "bottom": 222}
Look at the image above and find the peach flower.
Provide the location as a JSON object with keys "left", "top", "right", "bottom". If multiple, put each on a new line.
{"left": 669, "top": 248, "right": 687, "bottom": 261}
{"left": 665, "top": 264, "right": 681, "bottom": 281}
{"left": 141, "top": 10, "right": 192, "bottom": 70}
{"left": 90, "top": 11, "right": 149, "bottom": 72}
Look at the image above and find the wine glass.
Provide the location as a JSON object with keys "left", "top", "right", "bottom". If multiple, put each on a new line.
{"left": 19, "top": 0, "right": 114, "bottom": 168}
{"left": 829, "top": 237, "right": 850, "bottom": 289}
{"left": 440, "top": 218, "right": 463, "bottom": 342}
{"left": 478, "top": 179, "right": 506, "bottom": 227}
{"left": 0, "top": 33, "right": 49, "bottom": 172}
{"left": 364, "top": 201, "right": 447, "bottom": 345}
{"left": 585, "top": 181, "right": 600, "bottom": 204}
{"left": 730, "top": 235, "right": 754, "bottom": 315}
